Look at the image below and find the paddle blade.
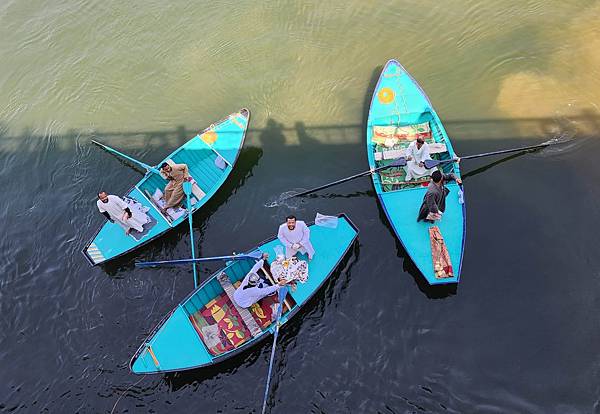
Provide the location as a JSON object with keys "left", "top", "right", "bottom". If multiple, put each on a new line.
{"left": 247, "top": 250, "right": 263, "bottom": 260}
{"left": 278, "top": 286, "right": 288, "bottom": 304}
{"left": 424, "top": 159, "right": 441, "bottom": 169}
{"left": 182, "top": 181, "right": 192, "bottom": 195}
{"left": 390, "top": 157, "right": 407, "bottom": 167}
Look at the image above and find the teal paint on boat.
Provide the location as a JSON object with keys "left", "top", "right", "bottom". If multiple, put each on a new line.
{"left": 82, "top": 109, "right": 250, "bottom": 266}
{"left": 366, "top": 60, "right": 466, "bottom": 285}
{"left": 130, "top": 214, "right": 358, "bottom": 374}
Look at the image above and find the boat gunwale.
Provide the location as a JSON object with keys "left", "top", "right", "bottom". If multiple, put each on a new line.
{"left": 128, "top": 213, "right": 359, "bottom": 374}
{"left": 366, "top": 60, "right": 466, "bottom": 284}
{"left": 81, "top": 108, "right": 251, "bottom": 266}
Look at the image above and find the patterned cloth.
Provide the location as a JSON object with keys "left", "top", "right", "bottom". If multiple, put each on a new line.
{"left": 372, "top": 122, "right": 432, "bottom": 146}
{"left": 233, "top": 280, "right": 280, "bottom": 329}
{"left": 429, "top": 226, "right": 453, "bottom": 278}
{"left": 189, "top": 294, "right": 252, "bottom": 356}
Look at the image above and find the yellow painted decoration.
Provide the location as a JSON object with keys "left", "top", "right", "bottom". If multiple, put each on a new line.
{"left": 147, "top": 346, "right": 160, "bottom": 367}
{"left": 210, "top": 304, "right": 225, "bottom": 322}
{"left": 201, "top": 131, "right": 218, "bottom": 144}
{"left": 377, "top": 87, "right": 395, "bottom": 104}
{"left": 251, "top": 303, "right": 266, "bottom": 319}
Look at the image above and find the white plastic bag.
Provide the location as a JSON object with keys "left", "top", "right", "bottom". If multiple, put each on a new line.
{"left": 315, "top": 213, "right": 339, "bottom": 228}
{"left": 274, "top": 244, "right": 284, "bottom": 259}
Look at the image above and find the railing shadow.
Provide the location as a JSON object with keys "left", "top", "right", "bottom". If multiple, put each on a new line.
{"left": 1, "top": 109, "right": 599, "bottom": 153}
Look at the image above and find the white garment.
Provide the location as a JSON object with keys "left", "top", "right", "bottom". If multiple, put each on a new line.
{"left": 277, "top": 220, "right": 315, "bottom": 259}
{"left": 233, "top": 259, "right": 280, "bottom": 308}
{"left": 97, "top": 195, "right": 147, "bottom": 233}
{"left": 405, "top": 141, "right": 431, "bottom": 181}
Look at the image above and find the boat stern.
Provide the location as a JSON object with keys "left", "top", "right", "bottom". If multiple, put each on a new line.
{"left": 130, "top": 306, "right": 213, "bottom": 374}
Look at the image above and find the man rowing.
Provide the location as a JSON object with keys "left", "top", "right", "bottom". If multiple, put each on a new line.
{"left": 277, "top": 215, "right": 315, "bottom": 260}
{"left": 405, "top": 137, "right": 432, "bottom": 181}
{"left": 417, "top": 168, "right": 462, "bottom": 223}
{"left": 96, "top": 191, "right": 148, "bottom": 235}
{"left": 159, "top": 161, "right": 190, "bottom": 212}
{"left": 233, "top": 253, "right": 287, "bottom": 308}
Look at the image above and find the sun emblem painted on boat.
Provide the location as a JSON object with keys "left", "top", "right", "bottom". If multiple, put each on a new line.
{"left": 201, "top": 131, "right": 218, "bottom": 144}
{"left": 377, "top": 87, "right": 395, "bottom": 104}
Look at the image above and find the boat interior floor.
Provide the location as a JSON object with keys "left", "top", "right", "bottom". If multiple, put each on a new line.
{"left": 187, "top": 266, "right": 295, "bottom": 357}
{"left": 372, "top": 120, "right": 453, "bottom": 192}
{"left": 128, "top": 215, "right": 158, "bottom": 241}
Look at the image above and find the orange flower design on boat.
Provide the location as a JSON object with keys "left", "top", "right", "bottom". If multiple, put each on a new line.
{"left": 377, "top": 87, "right": 395, "bottom": 104}
{"left": 201, "top": 131, "right": 218, "bottom": 144}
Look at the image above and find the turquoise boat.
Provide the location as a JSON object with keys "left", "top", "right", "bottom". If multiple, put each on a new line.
{"left": 366, "top": 60, "right": 465, "bottom": 285}
{"left": 82, "top": 109, "right": 250, "bottom": 266}
{"left": 130, "top": 214, "right": 358, "bottom": 374}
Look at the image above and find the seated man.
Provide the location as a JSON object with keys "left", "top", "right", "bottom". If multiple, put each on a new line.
{"left": 417, "top": 169, "right": 462, "bottom": 223}
{"left": 233, "top": 253, "right": 287, "bottom": 308}
{"left": 96, "top": 191, "right": 148, "bottom": 235}
{"left": 159, "top": 161, "right": 191, "bottom": 212}
{"left": 405, "top": 137, "right": 432, "bottom": 181}
{"left": 277, "top": 215, "right": 315, "bottom": 260}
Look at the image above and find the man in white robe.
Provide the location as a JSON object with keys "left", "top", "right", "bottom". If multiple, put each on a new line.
{"left": 233, "top": 254, "right": 287, "bottom": 308}
{"left": 96, "top": 191, "right": 147, "bottom": 235}
{"left": 405, "top": 137, "right": 432, "bottom": 181}
{"left": 277, "top": 215, "right": 315, "bottom": 260}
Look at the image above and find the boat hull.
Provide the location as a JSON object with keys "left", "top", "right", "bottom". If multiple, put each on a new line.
{"left": 130, "top": 214, "right": 359, "bottom": 374}
{"left": 82, "top": 109, "right": 250, "bottom": 266}
{"left": 366, "top": 60, "right": 466, "bottom": 285}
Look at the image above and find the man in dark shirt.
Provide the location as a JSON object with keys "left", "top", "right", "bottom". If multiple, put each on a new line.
{"left": 417, "top": 169, "right": 462, "bottom": 223}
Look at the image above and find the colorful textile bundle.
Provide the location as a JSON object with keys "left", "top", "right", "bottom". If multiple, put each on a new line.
{"left": 372, "top": 122, "right": 432, "bottom": 146}
{"left": 429, "top": 226, "right": 453, "bottom": 278}
{"left": 190, "top": 295, "right": 252, "bottom": 356}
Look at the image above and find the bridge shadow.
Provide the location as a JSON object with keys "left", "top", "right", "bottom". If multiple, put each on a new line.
{"left": 0, "top": 110, "right": 597, "bottom": 284}
{"left": 1, "top": 108, "right": 598, "bottom": 151}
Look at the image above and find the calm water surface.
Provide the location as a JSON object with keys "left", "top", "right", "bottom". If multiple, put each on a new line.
{"left": 1, "top": 1, "right": 600, "bottom": 413}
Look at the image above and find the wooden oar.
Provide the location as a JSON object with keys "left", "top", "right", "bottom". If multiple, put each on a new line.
{"left": 281, "top": 157, "right": 407, "bottom": 200}
{"left": 261, "top": 286, "right": 289, "bottom": 414}
{"left": 91, "top": 140, "right": 162, "bottom": 175}
{"left": 182, "top": 181, "right": 199, "bottom": 287}
{"left": 423, "top": 140, "right": 558, "bottom": 170}
{"left": 135, "top": 250, "right": 263, "bottom": 268}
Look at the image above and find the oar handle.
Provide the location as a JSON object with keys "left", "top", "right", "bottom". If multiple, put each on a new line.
{"left": 460, "top": 141, "right": 554, "bottom": 160}
{"left": 183, "top": 181, "right": 199, "bottom": 287}
{"left": 261, "top": 286, "right": 289, "bottom": 414}
{"left": 284, "top": 158, "right": 407, "bottom": 200}
{"left": 91, "top": 140, "right": 162, "bottom": 174}
{"left": 424, "top": 140, "right": 557, "bottom": 169}
{"left": 135, "top": 252, "right": 261, "bottom": 267}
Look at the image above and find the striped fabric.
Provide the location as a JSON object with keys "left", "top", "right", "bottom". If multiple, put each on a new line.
{"left": 217, "top": 273, "right": 263, "bottom": 337}
{"left": 86, "top": 243, "right": 106, "bottom": 264}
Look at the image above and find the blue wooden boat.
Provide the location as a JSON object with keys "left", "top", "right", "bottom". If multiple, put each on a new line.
{"left": 130, "top": 214, "right": 358, "bottom": 374}
{"left": 366, "top": 60, "right": 465, "bottom": 285}
{"left": 82, "top": 109, "right": 250, "bottom": 266}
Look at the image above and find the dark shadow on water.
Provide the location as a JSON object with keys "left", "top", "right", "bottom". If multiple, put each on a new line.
{"left": 373, "top": 195, "right": 457, "bottom": 299}
{"left": 295, "top": 121, "right": 321, "bottom": 147}
{"left": 259, "top": 118, "right": 286, "bottom": 148}
{"left": 462, "top": 149, "right": 541, "bottom": 180}
{"left": 363, "top": 65, "right": 384, "bottom": 128}
{"left": 162, "top": 240, "right": 360, "bottom": 391}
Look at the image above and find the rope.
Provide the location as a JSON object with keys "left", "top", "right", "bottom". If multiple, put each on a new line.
{"left": 110, "top": 375, "right": 146, "bottom": 414}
